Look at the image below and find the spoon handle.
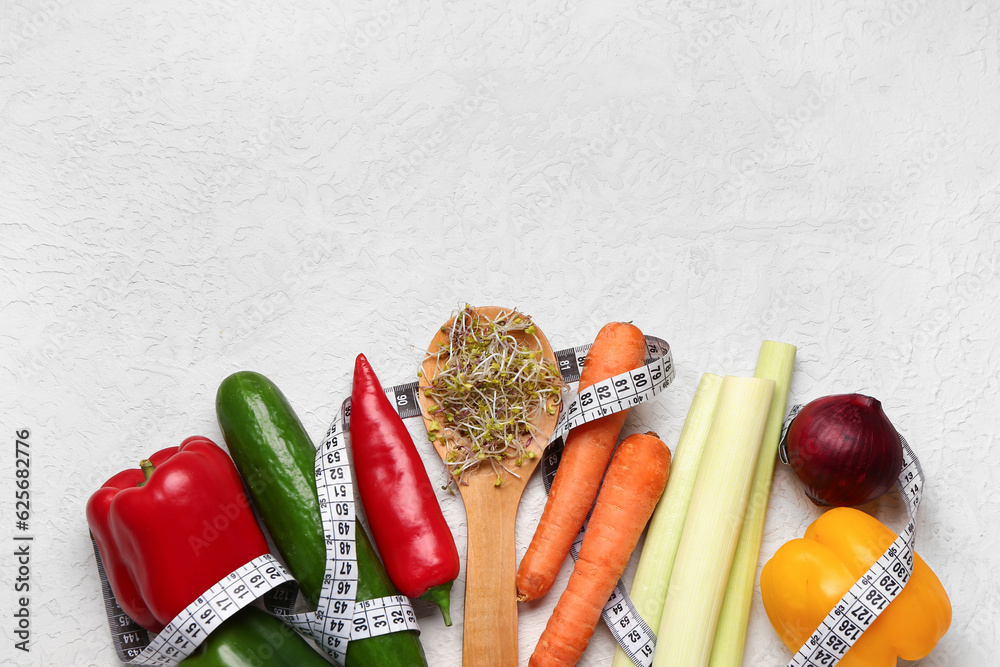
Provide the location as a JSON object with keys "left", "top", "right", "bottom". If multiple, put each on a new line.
{"left": 462, "top": 481, "right": 521, "bottom": 667}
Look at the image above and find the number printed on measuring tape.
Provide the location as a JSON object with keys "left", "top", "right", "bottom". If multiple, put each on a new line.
{"left": 786, "top": 433, "right": 923, "bottom": 667}
{"left": 94, "top": 549, "right": 296, "bottom": 666}
{"left": 539, "top": 335, "right": 674, "bottom": 667}
{"left": 351, "top": 595, "right": 419, "bottom": 639}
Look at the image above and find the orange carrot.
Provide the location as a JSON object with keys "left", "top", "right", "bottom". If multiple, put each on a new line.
{"left": 529, "top": 432, "right": 672, "bottom": 667}
{"left": 516, "top": 322, "right": 647, "bottom": 602}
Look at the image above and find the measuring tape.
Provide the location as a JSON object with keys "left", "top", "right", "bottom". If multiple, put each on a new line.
{"left": 278, "top": 398, "right": 420, "bottom": 665}
{"left": 778, "top": 409, "right": 924, "bottom": 667}
{"left": 93, "top": 546, "right": 297, "bottom": 665}
{"left": 537, "top": 335, "right": 674, "bottom": 667}
{"left": 92, "top": 540, "right": 153, "bottom": 662}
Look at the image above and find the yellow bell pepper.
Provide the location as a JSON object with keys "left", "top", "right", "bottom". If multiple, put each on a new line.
{"left": 761, "top": 507, "right": 951, "bottom": 667}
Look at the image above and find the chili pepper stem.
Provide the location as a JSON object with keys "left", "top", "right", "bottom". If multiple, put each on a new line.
{"left": 138, "top": 459, "right": 156, "bottom": 487}
{"left": 419, "top": 581, "right": 454, "bottom": 627}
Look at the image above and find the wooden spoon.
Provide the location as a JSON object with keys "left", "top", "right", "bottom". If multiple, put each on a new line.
{"left": 418, "top": 306, "right": 560, "bottom": 667}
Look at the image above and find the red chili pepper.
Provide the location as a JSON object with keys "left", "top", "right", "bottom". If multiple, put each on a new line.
{"left": 350, "top": 353, "right": 460, "bottom": 626}
{"left": 86, "top": 436, "right": 270, "bottom": 632}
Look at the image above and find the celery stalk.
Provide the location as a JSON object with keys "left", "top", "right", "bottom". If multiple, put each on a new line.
{"left": 610, "top": 373, "right": 724, "bottom": 667}
{"left": 707, "top": 341, "right": 796, "bottom": 667}
{"left": 652, "top": 375, "right": 774, "bottom": 667}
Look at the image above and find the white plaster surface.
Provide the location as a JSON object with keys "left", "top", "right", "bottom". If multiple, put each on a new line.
{"left": 1, "top": 0, "right": 999, "bottom": 665}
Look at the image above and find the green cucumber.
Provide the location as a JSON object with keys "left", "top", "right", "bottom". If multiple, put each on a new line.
{"left": 216, "top": 371, "right": 428, "bottom": 667}
{"left": 216, "top": 371, "right": 326, "bottom": 603}
{"left": 181, "top": 607, "right": 333, "bottom": 667}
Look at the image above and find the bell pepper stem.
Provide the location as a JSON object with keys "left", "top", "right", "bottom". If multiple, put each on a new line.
{"left": 138, "top": 460, "right": 156, "bottom": 486}
{"left": 419, "top": 581, "right": 454, "bottom": 626}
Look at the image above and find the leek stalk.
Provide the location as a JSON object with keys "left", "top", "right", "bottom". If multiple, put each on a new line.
{"left": 652, "top": 375, "right": 774, "bottom": 667}
{"left": 708, "top": 341, "right": 796, "bottom": 667}
{"left": 610, "top": 373, "right": 724, "bottom": 667}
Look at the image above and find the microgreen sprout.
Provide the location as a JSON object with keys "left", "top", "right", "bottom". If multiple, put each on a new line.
{"left": 423, "top": 305, "right": 565, "bottom": 486}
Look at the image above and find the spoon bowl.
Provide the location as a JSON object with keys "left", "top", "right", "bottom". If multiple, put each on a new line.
{"left": 418, "top": 306, "right": 560, "bottom": 667}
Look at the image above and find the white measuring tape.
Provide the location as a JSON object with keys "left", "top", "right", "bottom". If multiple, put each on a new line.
{"left": 93, "top": 547, "right": 297, "bottom": 665}
{"left": 94, "top": 393, "right": 420, "bottom": 666}
{"left": 278, "top": 399, "right": 420, "bottom": 665}
{"left": 538, "top": 335, "right": 674, "bottom": 667}
{"left": 777, "top": 405, "right": 925, "bottom": 667}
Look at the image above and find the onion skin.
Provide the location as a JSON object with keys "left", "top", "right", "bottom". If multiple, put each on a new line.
{"left": 785, "top": 394, "right": 903, "bottom": 507}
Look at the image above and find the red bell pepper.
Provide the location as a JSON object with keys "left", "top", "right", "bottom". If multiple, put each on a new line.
{"left": 86, "top": 436, "right": 270, "bottom": 632}
{"left": 350, "top": 353, "right": 460, "bottom": 625}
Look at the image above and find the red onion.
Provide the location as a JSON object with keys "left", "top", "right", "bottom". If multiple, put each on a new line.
{"left": 783, "top": 394, "right": 903, "bottom": 507}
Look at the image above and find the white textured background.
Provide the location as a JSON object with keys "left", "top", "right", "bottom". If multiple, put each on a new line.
{"left": 2, "top": 0, "right": 999, "bottom": 665}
